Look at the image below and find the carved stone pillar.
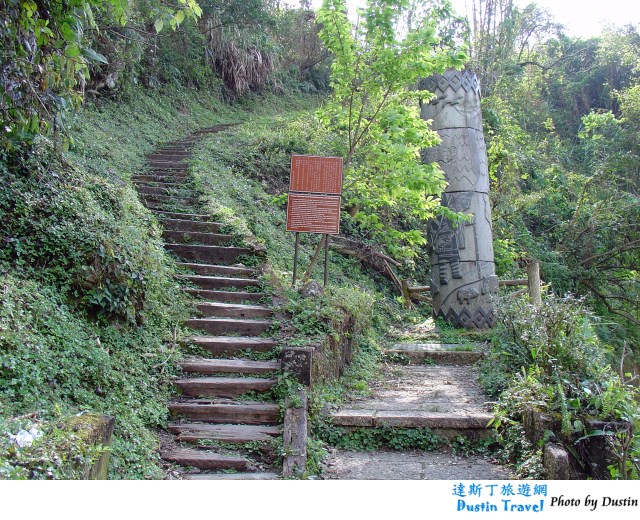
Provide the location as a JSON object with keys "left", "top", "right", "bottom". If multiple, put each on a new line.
{"left": 420, "top": 70, "right": 497, "bottom": 329}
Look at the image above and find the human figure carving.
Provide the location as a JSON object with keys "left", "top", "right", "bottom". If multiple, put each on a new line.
{"left": 420, "top": 70, "right": 497, "bottom": 329}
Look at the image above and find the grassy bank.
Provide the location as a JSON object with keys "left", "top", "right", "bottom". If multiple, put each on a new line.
{"left": 0, "top": 88, "right": 320, "bottom": 478}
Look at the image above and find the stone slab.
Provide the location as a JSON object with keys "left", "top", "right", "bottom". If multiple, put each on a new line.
{"left": 334, "top": 365, "right": 491, "bottom": 415}
{"left": 388, "top": 343, "right": 485, "bottom": 365}
{"left": 322, "top": 449, "right": 513, "bottom": 480}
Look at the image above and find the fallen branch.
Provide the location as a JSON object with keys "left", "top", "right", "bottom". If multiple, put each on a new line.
{"left": 408, "top": 279, "right": 529, "bottom": 295}
{"left": 329, "top": 236, "right": 402, "bottom": 285}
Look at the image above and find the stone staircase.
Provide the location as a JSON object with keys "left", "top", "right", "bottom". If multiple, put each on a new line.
{"left": 331, "top": 341, "right": 494, "bottom": 440}
{"left": 135, "top": 126, "right": 282, "bottom": 480}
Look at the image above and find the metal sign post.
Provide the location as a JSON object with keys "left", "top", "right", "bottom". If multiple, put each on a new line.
{"left": 286, "top": 155, "right": 344, "bottom": 286}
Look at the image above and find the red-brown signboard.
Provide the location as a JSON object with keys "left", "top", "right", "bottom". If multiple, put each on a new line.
{"left": 290, "top": 155, "right": 343, "bottom": 195}
{"left": 286, "top": 193, "right": 341, "bottom": 234}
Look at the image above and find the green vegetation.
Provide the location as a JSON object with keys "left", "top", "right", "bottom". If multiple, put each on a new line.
{"left": 464, "top": 0, "right": 640, "bottom": 479}
{"left": 481, "top": 294, "right": 639, "bottom": 478}
{"left": 315, "top": 424, "right": 441, "bottom": 452}
{"left": 315, "top": 0, "right": 467, "bottom": 261}
{"left": 0, "top": 86, "right": 334, "bottom": 478}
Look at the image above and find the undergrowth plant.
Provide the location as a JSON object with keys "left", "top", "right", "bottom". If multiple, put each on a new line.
{"left": 483, "top": 293, "right": 640, "bottom": 479}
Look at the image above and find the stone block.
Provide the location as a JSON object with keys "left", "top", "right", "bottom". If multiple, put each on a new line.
{"left": 543, "top": 443, "right": 573, "bottom": 480}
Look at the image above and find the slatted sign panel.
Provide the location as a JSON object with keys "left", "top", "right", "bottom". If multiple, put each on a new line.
{"left": 286, "top": 193, "right": 341, "bottom": 234}
{"left": 286, "top": 155, "right": 343, "bottom": 235}
{"left": 289, "top": 155, "right": 343, "bottom": 194}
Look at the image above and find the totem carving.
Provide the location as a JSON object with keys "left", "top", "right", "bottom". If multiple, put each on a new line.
{"left": 420, "top": 70, "right": 497, "bottom": 329}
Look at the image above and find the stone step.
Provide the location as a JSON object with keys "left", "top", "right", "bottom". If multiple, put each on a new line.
{"left": 187, "top": 336, "right": 277, "bottom": 356}
{"left": 180, "top": 358, "right": 280, "bottom": 376}
{"left": 169, "top": 399, "right": 280, "bottom": 425}
{"left": 162, "top": 448, "right": 250, "bottom": 471}
{"left": 163, "top": 230, "right": 234, "bottom": 246}
{"left": 176, "top": 262, "right": 255, "bottom": 277}
{"left": 132, "top": 174, "right": 188, "bottom": 183}
{"left": 184, "top": 472, "right": 278, "bottom": 480}
{"left": 179, "top": 274, "right": 259, "bottom": 290}
{"left": 331, "top": 410, "right": 495, "bottom": 431}
{"left": 164, "top": 220, "right": 223, "bottom": 234}
{"left": 329, "top": 365, "right": 493, "bottom": 439}
{"left": 185, "top": 289, "right": 264, "bottom": 304}
{"left": 165, "top": 244, "right": 252, "bottom": 264}
{"left": 196, "top": 302, "right": 272, "bottom": 319}
{"left": 175, "top": 376, "right": 277, "bottom": 398}
{"left": 185, "top": 317, "right": 273, "bottom": 336}
{"left": 153, "top": 210, "right": 212, "bottom": 221}
{"left": 387, "top": 343, "right": 485, "bottom": 365}
{"left": 169, "top": 423, "right": 280, "bottom": 443}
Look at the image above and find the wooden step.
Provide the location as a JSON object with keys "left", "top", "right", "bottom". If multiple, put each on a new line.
{"left": 161, "top": 141, "right": 195, "bottom": 147}
{"left": 194, "top": 125, "right": 237, "bottom": 134}
{"left": 153, "top": 210, "right": 212, "bottom": 221}
{"left": 162, "top": 448, "right": 249, "bottom": 470}
{"left": 169, "top": 399, "right": 279, "bottom": 425}
{"left": 144, "top": 201, "right": 196, "bottom": 213}
{"left": 176, "top": 262, "right": 255, "bottom": 277}
{"left": 185, "top": 289, "right": 264, "bottom": 303}
{"left": 147, "top": 152, "right": 191, "bottom": 160}
{"left": 180, "top": 358, "right": 280, "bottom": 376}
{"left": 148, "top": 159, "right": 188, "bottom": 168}
{"left": 165, "top": 244, "right": 252, "bottom": 264}
{"left": 134, "top": 181, "right": 185, "bottom": 189}
{"left": 169, "top": 423, "right": 280, "bottom": 444}
{"left": 185, "top": 317, "right": 273, "bottom": 336}
{"left": 147, "top": 168, "right": 189, "bottom": 175}
{"left": 141, "top": 193, "right": 199, "bottom": 205}
{"left": 137, "top": 185, "right": 197, "bottom": 197}
{"left": 196, "top": 302, "right": 272, "bottom": 319}
{"left": 179, "top": 274, "right": 259, "bottom": 290}
{"left": 184, "top": 472, "right": 278, "bottom": 480}
{"left": 164, "top": 220, "right": 223, "bottom": 234}
{"left": 147, "top": 166, "right": 189, "bottom": 173}
{"left": 175, "top": 376, "right": 276, "bottom": 398}
{"left": 187, "top": 336, "right": 277, "bottom": 356}
{"left": 151, "top": 151, "right": 191, "bottom": 157}
{"left": 132, "top": 174, "right": 188, "bottom": 183}
{"left": 163, "top": 231, "right": 234, "bottom": 246}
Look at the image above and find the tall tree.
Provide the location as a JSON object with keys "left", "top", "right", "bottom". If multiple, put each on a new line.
{"left": 316, "top": 0, "right": 467, "bottom": 260}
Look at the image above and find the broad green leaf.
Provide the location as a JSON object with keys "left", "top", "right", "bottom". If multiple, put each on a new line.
{"left": 65, "top": 44, "right": 80, "bottom": 58}
{"left": 81, "top": 47, "right": 108, "bottom": 64}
